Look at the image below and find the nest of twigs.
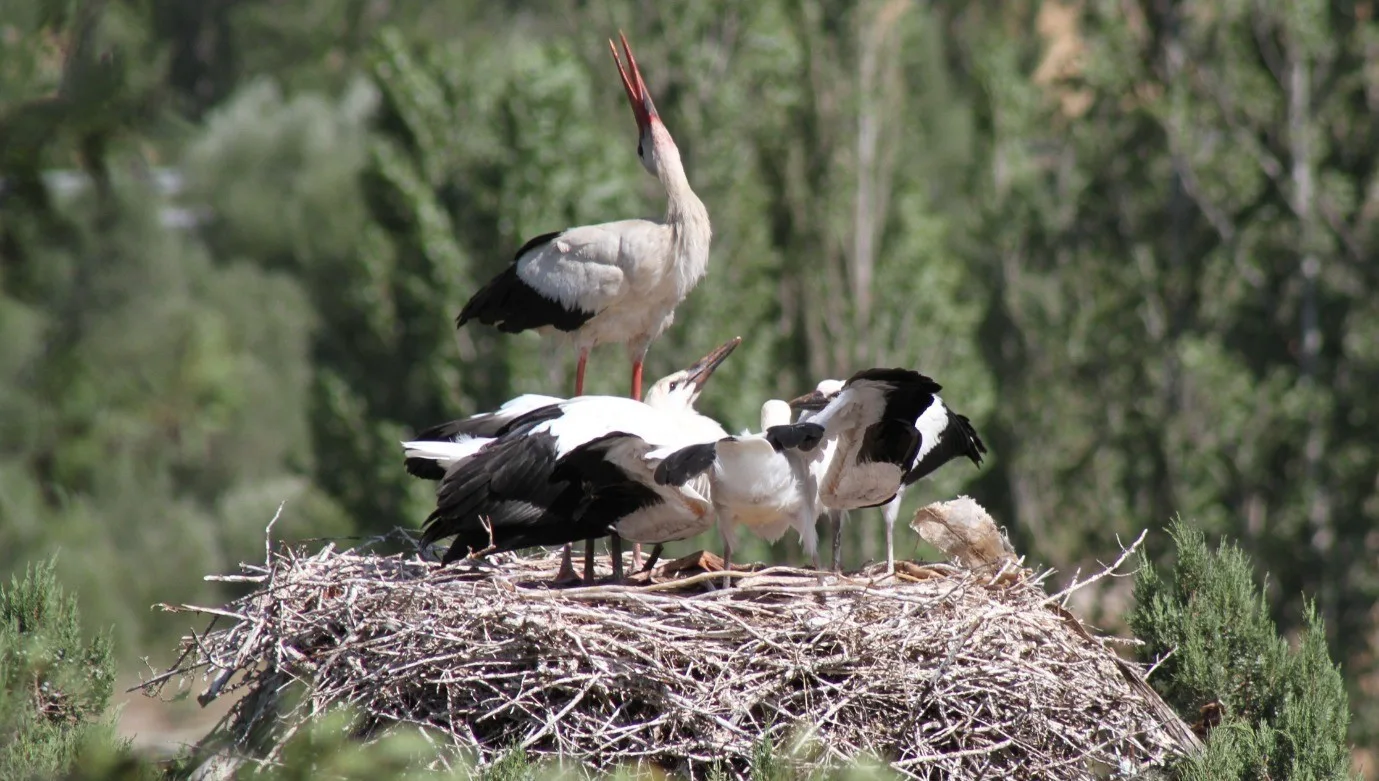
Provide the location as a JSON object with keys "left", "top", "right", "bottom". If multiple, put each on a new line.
{"left": 141, "top": 512, "right": 1199, "bottom": 780}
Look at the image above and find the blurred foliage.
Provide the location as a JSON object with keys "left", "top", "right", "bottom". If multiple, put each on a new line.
{"left": 63, "top": 706, "right": 904, "bottom": 780}
{"left": 0, "top": 558, "right": 144, "bottom": 780}
{"left": 1132, "top": 520, "right": 1353, "bottom": 779}
{"left": 78, "top": 706, "right": 904, "bottom": 778}
{"left": 0, "top": 0, "right": 351, "bottom": 654}
{"left": 1, "top": 0, "right": 1378, "bottom": 764}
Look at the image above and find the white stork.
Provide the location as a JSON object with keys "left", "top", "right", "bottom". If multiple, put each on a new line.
{"left": 654, "top": 400, "right": 826, "bottom": 573}
{"left": 455, "top": 32, "right": 711, "bottom": 404}
{"left": 402, "top": 337, "right": 741, "bottom": 481}
{"left": 403, "top": 337, "right": 739, "bottom": 582}
{"left": 785, "top": 368, "right": 987, "bottom": 573}
{"left": 416, "top": 338, "right": 735, "bottom": 582}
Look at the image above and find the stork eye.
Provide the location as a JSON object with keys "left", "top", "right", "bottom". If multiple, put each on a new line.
{"left": 637, "top": 142, "right": 644, "bottom": 157}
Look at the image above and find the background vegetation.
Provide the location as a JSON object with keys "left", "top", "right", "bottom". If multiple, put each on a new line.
{"left": 1, "top": 0, "right": 1375, "bottom": 773}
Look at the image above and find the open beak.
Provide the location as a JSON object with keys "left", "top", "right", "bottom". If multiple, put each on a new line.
{"left": 787, "top": 388, "right": 835, "bottom": 413}
{"left": 684, "top": 336, "right": 742, "bottom": 391}
{"left": 609, "top": 31, "right": 658, "bottom": 132}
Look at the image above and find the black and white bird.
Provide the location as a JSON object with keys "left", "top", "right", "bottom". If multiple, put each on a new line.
{"left": 402, "top": 337, "right": 744, "bottom": 480}
{"left": 405, "top": 338, "right": 741, "bottom": 581}
{"left": 654, "top": 400, "right": 826, "bottom": 572}
{"left": 455, "top": 33, "right": 710, "bottom": 405}
{"left": 415, "top": 338, "right": 737, "bottom": 581}
{"left": 541, "top": 428, "right": 720, "bottom": 578}
{"left": 401, "top": 393, "right": 563, "bottom": 481}
{"left": 786, "top": 368, "right": 987, "bottom": 573}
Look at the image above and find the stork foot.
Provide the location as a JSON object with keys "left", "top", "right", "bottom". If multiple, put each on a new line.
{"left": 553, "top": 544, "right": 580, "bottom": 585}
{"left": 608, "top": 534, "right": 628, "bottom": 583}
{"left": 638, "top": 543, "right": 665, "bottom": 574}
{"left": 583, "top": 539, "right": 597, "bottom": 584}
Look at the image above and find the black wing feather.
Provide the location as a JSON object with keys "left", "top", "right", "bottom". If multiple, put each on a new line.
{"left": 653, "top": 441, "right": 720, "bottom": 486}
{"left": 902, "top": 411, "right": 987, "bottom": 485}
{"left": 404, "top": 405, "right": 566, "bottom": 482}
{"left": 404, "top": 458, "right": 449, "bottom": 481}
{"left": 413, "top": 403, "right": 564, "bottom": 444}
{"left": 856, "top": 419, "right": 922, "bottom": 469}
{"left": 552, "top": 433, "right": 663, "bottom": 525}
{"left": 456, "top": 231, "right": 596, "bottom": 333}
{"left": 844, "top": 367, "right": 942, "bottom": 395}
{"left": 764, "top": 422, "right": 825, "bottom": 453}
{"left": 422, "top": 426, "right": 605, "bottom": 562}
{"left": 512, "top": 230, "right": 564, "bottom": 260}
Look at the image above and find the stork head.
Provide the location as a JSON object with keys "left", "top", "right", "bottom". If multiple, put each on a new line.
{"left": 609, "top": 31, "right": 669, "bottom": 177}
{"left": 760, "top": 399, "right": 794, "bottom": 429}
{"left": 643, "top": 336, "right": 742, "bottom": 411}
{"left": 787, "top": 378, "right": 846, "bottom": 414}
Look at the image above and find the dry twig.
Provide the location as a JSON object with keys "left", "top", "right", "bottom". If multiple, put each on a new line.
{"left": 139, "top": 530, "right": 1197, "bottom": 779}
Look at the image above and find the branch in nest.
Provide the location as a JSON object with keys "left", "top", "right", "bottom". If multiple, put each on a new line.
{"left": 136, "top": 501, "right": 1197, "bottom": 778}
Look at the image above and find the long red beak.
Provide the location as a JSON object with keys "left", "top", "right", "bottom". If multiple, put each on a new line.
{"left": 609, "top": 31, "right": 657, "bottom": 131}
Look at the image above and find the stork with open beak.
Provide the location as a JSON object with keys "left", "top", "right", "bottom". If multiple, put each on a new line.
{"left": 402, "top": 337, "right": 741, "bottom": 482}
{"left": 416, "top": 337, "right": 737, "bottom": 582}
{"left": 456, "top": 33, "right": 711, "bottom": 403}
{"left": 785, "top": 369, "right": 987, "bottom": 573}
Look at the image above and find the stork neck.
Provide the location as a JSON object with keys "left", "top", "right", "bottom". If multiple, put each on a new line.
{"left": 657, "top": 145, "right": 711, "bottom": 295}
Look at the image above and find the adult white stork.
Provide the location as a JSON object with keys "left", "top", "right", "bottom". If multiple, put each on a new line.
{"left": 785, "top": 369, "right": 987, "bottom": 573}
{"left": 654, "top": 400, "right": 826, "bottom": 573}
{"left": 403, "top": 337, "right": 740, "bottom": 580}
{"left": 455, "top": 32, "right": 711, "bottom": 404}
{"left": 402, "top": 338, "right": 743, "bottom": 480}
{"left": 417, "top": 338, "right": 736, "bottom": 581}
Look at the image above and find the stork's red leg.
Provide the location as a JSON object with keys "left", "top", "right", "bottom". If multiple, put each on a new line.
{"left": 575, "top": 349, "right": 590, "bottom": 396}
{"left": 628, "top": 356, "right": 646, "bottom": 567}
{"left": 557, "top": 349, "right": 593, "bottom": 584}
{"left": 630, "top": 358, "right": 644, "bottom": 402}
{"left": 554, "top": 544, "right": 578, "bottom": 584}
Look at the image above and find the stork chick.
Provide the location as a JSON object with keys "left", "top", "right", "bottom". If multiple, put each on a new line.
{"left": 655, "top": 399, "right": 826, "bottom": 577}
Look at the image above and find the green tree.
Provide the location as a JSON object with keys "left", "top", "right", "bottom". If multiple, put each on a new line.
{"left": 1131, "top": 521, "right": 1352, "bottom": 779}
{"left": 1, "top": 0, "right": 350, "bottom": 651}
{"left": 0, "top": 558, "right": 139, "bottom": 780}
{"left": 948, "top": 0, "right": 1379, "bottom": 743}
{"left": 302, "top": 5, "right": 995, "bottom": 564}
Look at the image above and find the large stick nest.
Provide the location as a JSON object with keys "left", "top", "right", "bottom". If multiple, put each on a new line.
{"left": 142, "top": 505, "right": 1199, "bottom": 780}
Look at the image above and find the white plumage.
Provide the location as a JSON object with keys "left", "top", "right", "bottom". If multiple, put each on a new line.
{"left": 543, "top": 396, "right": 727, "bottom": 461}
{"left": 403, "top": 337, "right": 738, "bottom": 476}
{"left": 709, "top": 400, "right": 820, "bottom": 571}
{"left": 654, "top": 399, "right": 825, "bottom": 574}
